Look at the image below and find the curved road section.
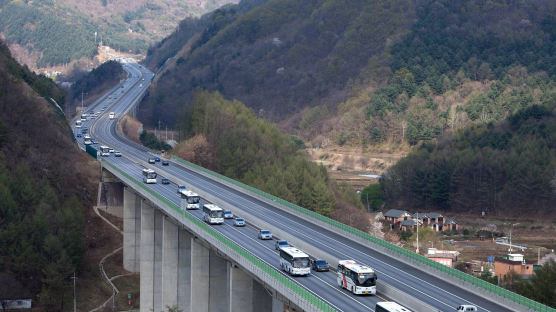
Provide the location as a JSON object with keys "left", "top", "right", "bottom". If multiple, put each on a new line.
{"left": 72, "top": 61, "right": 514, "bottom": 312}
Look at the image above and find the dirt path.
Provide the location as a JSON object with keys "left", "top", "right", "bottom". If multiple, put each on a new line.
{"left": 89, "top": 206, "right": 124, "bottom": 312}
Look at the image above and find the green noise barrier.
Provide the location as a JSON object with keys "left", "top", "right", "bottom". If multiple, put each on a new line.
{"left": 101, "top": 160, "right": 336, "bottom": 312}
{"left": 171, "top": 156, "right": 556, "bottom": 312}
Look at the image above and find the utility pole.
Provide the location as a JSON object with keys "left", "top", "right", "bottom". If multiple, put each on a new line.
{"left": 414, "top": 213, "right": 420, "bottom": 254}
{"left": 71, "top": 272, "right": 77, "bottom": 312}
{"left": 509, "top": 223, "right": 519, "bottom": 253}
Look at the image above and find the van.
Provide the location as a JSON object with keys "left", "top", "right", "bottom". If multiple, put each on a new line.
{"left": 457, "top": 305, "right": 477, "bottom": 312}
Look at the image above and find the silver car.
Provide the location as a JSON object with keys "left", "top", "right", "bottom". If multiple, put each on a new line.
{"left": 258, "top": 230, "right": 272, "bottom": 240}
{"left": 234, "top": 218, "right": 245, "bottom": 227}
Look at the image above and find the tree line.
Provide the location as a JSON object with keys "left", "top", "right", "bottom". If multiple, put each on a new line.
{"left": 380, "top": 103, "right": 556, "bottom": 215}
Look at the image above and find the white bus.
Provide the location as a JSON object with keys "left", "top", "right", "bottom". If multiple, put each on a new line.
{"left": 180, "top": 190, "right": 201, "bottom": 210}
{"left": 337, "top": 260, "right": 377, "bottom": 295}
{"left": 202, "top": 204, "right": 224, "bottom": 224}
{"left": 279, "top": 247, "right": 311, "bottom": 276}
{"left": 100, "top": 145, "right": 110, "bottom": 156}
{"left": 142, "top": 168, "right": 157, "bottom": 184}
{"left": 375, "top": 302, "right": 412, "bottom": 312}
{"left": 109, "top": 112, "right": 116, "bottom": 119}
{"left": 75, "top": 120, "right": 82, "bottom": 128}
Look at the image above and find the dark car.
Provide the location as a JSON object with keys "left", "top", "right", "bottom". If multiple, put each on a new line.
{"left": 76, "top": 133, "right": 82, "bottom": 138}
{"left": 162, "top": 159, "right": 169, "bottom": 166}
{"left": 148, "top": 158, "right": 156, "bottom": 164}
{"left": 81, "top": 128, "right": 87, "bottom": 134}
{"left": 161, "top": 178, "right": 170, "bottom": 185}
{"left": 154, "top": 156, "right": 161, "bottom": 162}
{"left": 90, "top": 138, "right": 98, "bottom": 144}
{"left": 311, "top": 259, "right": 330, "bottom": 272}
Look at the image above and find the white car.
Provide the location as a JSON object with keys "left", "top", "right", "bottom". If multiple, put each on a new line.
{"left": 258, "top": 230, "right": 272, "bottom": 240}
{"left": 234, "top": 218, "right": 245, "bottom": 227}
{"left": 84, "top": 139, "right": 92, "bottom": 145}
{"left": 109, "top": 148, "right": 115, "bottom": 153}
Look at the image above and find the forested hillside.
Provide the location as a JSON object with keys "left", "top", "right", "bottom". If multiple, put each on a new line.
{"left": 173, "top": 91, "right": 372, "bottom": 229}
{"left": 0, "top": 0, "right": 236, "bottom": 68}
{"left": 140, "top": 0, "right": 556, "bottom": 149}
{"left": 139, "top": 0, "right": 415, "bottom": 127}
{"left": 299, "top": 0, "right": 556, "bottom": 147}
{"left": 0, "top": 41, "right": 95, "bottom": 308}
{"left": 381, "top": 103, "right": 556, "bottom": 215}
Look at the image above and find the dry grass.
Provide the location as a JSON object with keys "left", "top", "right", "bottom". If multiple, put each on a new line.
{"left": 119, "top": 115, "right": 143, "bottom": 143}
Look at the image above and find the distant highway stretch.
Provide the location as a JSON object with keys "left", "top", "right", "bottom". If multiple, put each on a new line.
{"left": 72, "top": 60, "right": 517, "bottom": 312}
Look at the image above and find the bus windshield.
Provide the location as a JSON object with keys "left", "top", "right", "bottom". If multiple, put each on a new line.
{"left": 355, "top": 273, "right": 376, "bottom": 287}
{"left": 293, "top": 257, "right": 310, "bottom": 268}
{"left": 187, "top": 196, "right": 200, "bottom": 204}
{"left": 209, "top": 210, "right": 224, "bottom": 218}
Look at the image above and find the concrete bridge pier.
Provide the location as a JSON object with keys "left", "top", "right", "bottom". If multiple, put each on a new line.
{"left": 122, "top": 190, "right": 292, "bottom": 312}
{"left": 123, "top": 187, "right": 141, "bottom": 272}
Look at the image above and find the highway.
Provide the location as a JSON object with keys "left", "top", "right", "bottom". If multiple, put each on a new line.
{"left": 72, "top": 61, "right": 514, "bottom": 312}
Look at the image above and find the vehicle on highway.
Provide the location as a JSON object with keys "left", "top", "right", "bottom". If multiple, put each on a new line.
{"left": 179, "top": 190, "right": 201, "bottom": 210}
{"left": 148, "top": 158, "right": 156, "bottom": 164}
{"left": 279, "top": 247, "right": 311, "bottom": 276}
{"left": 162, "top": 159, "right": 169, "bottom": 166}
{"left": 202, "top": 204, "right": 224, "bottom": 225}
{"left": 154, "top": 156, "right": 160, "bottom": 162}
{"left": 76, "top": 133, "right": 82, "bottom": 138}
{"left": 75, "top": 120, "right": 82, "bottom": 128}
{"left": 234, "top": 218, "right": 245, "bottom": 227}
{"left": 275, "top": 240, "right": 289, "bottom": 250}
{"left": 258, "top": 230, "right": 272, "bottom": 240}
{"left": 177, "top": 185, "right": 186, "bottom": 194}
{"left": 91, "top": 138, "right": 98, "bottom": 144}
{"left": 114, "top": 151, "right": 122, "bottom": 157}
{"left": 337, "top": 260, "right": 377, "bottom": 295}
{"left": 224, "top": 210, "right": 233, "bottom": 219}
{"left": 311, "top": 259, "right": 330, "bottom": 272}
{"left": 84, "top": 139, "right": 92, "bottom": 145}
{"left": 100, "top": 145, "right": 110, "bottom": 157}
{"left": 456, "top": 305, "right": 477, "bottom": 312}
{"left": 142, "top": 168, "right": 157, "bottom": 184}
{"left": 109, "top": 112, "right": 115, "bottom": 119}
{"left": 109, "top": 148, "right": 115, "bottom": 153}
{"left": 80, "top": 113, "right": 87, "bottom": 120}
{"left": 83, "top": 134, "right": 91, "bottom": 140}
{"left": 161, "top": 178, "right": 170, "bottom": 185}
{"left": 81, "top": 128, "right": 88, "bottom": 134}
{"left": 375, "top": 301, "right": 412, "bottom": 312}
